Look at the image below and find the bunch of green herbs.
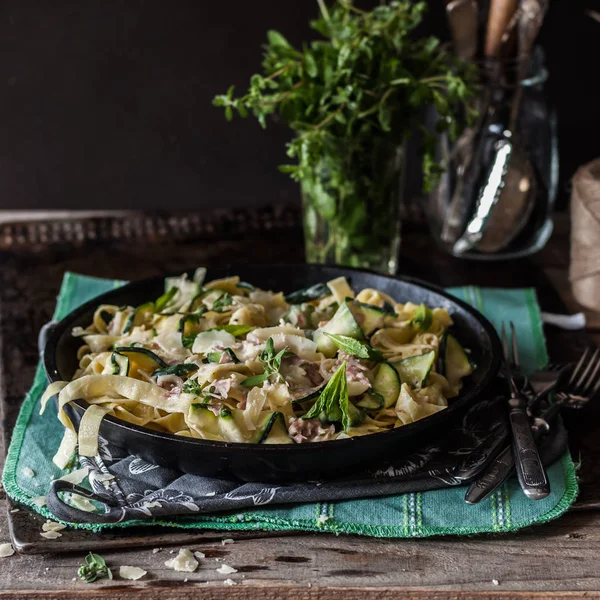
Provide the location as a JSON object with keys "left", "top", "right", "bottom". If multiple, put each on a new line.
{"left": 214, "top": 0, "right": 476, "bottom": 269}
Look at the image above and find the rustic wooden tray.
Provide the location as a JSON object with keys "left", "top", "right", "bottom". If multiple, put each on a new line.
{"left": 1, "top": 207, "right": 598, "bottom": 555}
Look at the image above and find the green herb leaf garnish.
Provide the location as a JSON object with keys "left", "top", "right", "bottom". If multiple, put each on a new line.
{"left": 213, "top": 1, "right": 477, "bottom": 267}
{"left": 242, "top": 337, "right": 289, "bottom": 387}
{"left": 212, "top": 293, "right": 233, "bottom": 312}
{"left": 182, "top": 379, "right": 203, "bottom": 396}
{"left": 323, "top": 333, "right": 383, "bottom": 362}
{"left": 153, "top": 363, "right": 199, "bottom": 378}
{"left": 213, "top": 324, "right": 256, "bottom": 337}
{"left": 304, "top": 361, "right": 350, "bottom": 430}
{"left": 77, "top": 552, "right": 113, "bottom": 584}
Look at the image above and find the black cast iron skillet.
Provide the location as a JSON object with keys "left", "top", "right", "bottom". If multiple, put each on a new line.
{"left": 43, "top": 264, "right": 502, "bottom": 482}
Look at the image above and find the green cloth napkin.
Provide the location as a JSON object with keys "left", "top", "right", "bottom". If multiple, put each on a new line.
{"left": 2, "top": 273, "right": 578, "bottom": 536}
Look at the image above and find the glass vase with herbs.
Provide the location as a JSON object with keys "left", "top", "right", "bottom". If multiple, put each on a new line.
{"left": 214, "top": 0, "right": 475, "bottom": 274}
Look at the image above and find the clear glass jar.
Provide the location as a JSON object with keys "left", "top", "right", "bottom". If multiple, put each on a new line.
{"left": 301, "top": 139, "right": 406, "bottom": 274}
{"left": 427, "top": 47, "right": 558, "bottom": 260}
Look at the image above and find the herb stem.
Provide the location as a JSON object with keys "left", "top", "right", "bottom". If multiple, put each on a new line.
{"left": 317, "top": 0, "right": 330, "bottom": 22}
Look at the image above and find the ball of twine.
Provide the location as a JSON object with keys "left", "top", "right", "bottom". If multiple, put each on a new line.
{"left": 570, "top": 158, "right": 600, "bottom": 311}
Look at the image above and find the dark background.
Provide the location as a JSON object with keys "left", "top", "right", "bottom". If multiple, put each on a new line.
{"left": 0, "top": 0, "right": 596, "bottom": 211}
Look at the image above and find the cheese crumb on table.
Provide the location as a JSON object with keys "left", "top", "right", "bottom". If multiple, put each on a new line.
{"left": 40, "top": 531, "right": 62, "bottom": 540}
{"left": 0, "top": 543, "right": 15, "bottom": 558}
{"left": 221, "top": 539, "right": 234, "bottom": 545}
{"left": 152, "top": 548, "right": 162, "bottom": 554}
{"left": 119, "top": 566, "right": 147, "bottom": 580}
{"left": 42, "top": 521, "right": 67, "bottom": 533}
{"left": 492, "top": 579, "right": 500, "bottom": 586}
{"left": 224, "top": 579, "right": 237, "bottom": 586}
{"left": 216, "top": 564, "right": 237, "bottom": 575}
{"left": 193, "top": 551, "right": 206, "bottom": 560}
{"left": 164, "top": 549, "right": 199, "bottom": 573}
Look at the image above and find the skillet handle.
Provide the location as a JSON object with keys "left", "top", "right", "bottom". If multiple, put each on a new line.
{"left": 38, "top": 320, "right": 58, "bottom": 360}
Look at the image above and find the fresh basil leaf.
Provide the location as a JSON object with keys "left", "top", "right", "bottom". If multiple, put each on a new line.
{"left": 304, "top": 362, "right": 349, "bottom": 430}
{"left": 213, "top": 324, "right": 256, "bottom": 337}
{"left": 241, "top": 372, "right": 270, "bottom": 387}
{"left": 323, "top": 332, "right": 383, "bottom": 362}
{"left": 412, "top": 303, "right": 433, "bottom": 331}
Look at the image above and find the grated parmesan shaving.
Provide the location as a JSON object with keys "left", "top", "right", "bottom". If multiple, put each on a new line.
{"left": 31, "top": 496, "right": 47, "bottom": 508}
{"left": 58, "top": 467, "right": 90, "bottom": 485}
{"left": 0, "top": 543, "right": 15, "bottom": 558}
{"left": 193, "top": 551, "right": 206, "bottom": 560}
{"left": 221, "top": 538, "right": 234, "bottom": 545}
{"left": 119, "top": 565, "right": 147, "bottom": 580}
{"left": 164, "top": 548, "right": 198, "bottom": 573}
{"left": 22, "top": 467, "right": 35, "bottom": 478}
{"left": 65, "top": 493, "right": 97, "bottom": 513}
{"left": 42, "top": 521, "right": 67, "bottom": 533}
{"left": 217, "top": 564, "right": 237, "bottom": 575}
{"left": 40, "top": 531, "right": 62, "bottom": 540}
{"left": 224, "top": 578, "right": 237, "bottom": 586}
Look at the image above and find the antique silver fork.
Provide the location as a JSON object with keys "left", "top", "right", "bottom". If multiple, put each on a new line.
{"left": 502, "top": 322, "right": 550, "bottom": 500}
{"left": 466, "top": 346, "right": 600, "bottom": 504}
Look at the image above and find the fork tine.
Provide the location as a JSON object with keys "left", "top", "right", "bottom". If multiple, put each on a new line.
{"left": 568, "top": 346, "right": 592, "bottom": 386}
{"left": 509, "top": 321, "right": 520, "bottom": 369}
{"left": 500, "top": 322, "right": 510, "bottom": 364}
{"left": 580, "top": 348, "right": 600, "bottom": 396}
{"left": 589, "top": 373, "right": 600, "bottom": 399}
{"left": 572, "top": 347, "right": 600, "bottom": 395}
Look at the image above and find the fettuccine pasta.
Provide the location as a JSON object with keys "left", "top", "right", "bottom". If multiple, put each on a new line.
{"left": 41, "top": 270, "right": 473, "bottom": 467}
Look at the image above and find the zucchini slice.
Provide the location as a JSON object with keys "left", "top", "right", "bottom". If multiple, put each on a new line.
{"left": 412, "top": 303, "right": 433, "bottom": 332}
{"left": 356, "top": 392, "right": 385, "bottom": 410}
{"left": 443, "top": 334, "right": 473, "bottom": 392}
{"left": 188, "top": 403, "right": 220, "bottom": 436}
{"left": 248, "top": 412, "right": 288, "bottom": 444}
{"left": 348, "top": 301, "right": 387, "bottom": 337}
{"left": 290, "top": 385, "right": 324, "bottom": 405}
{"left": 284, "top": 282, "right": 331, "bottom": 305}
{"left": 154, "top": 287, "right": 177, "bottom": 313}
{"left": 372, "top": 363, "right": 401, "bottom": 408}
{"left": 346, "top": 401, "right": 365, "bottom": 427}
{"left": 218, "top": 408, "right": 247, "bottom": 443}
{"left": 392, "top": 351, "right": 436, "bottom": 389}
{"left": 111, "top": 352, "right": 130, "bottom": 376}
{"left": 178, "top": 314, "right": 204, "bottom": 349}
{"left": 113, "top": 347, "right": 167, "bottom": 378}
{"left": 123, "top": 302, "right": 155, "bottom": 334}
{"left": 313, "top": 301, "right": 364, "bottom": 357}
{"left": 261, "top": 412, "right": 292, "bottom": 444}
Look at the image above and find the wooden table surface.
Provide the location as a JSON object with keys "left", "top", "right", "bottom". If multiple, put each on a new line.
{"left": 2, "top": 210, "right": 600, "bottom": 600}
